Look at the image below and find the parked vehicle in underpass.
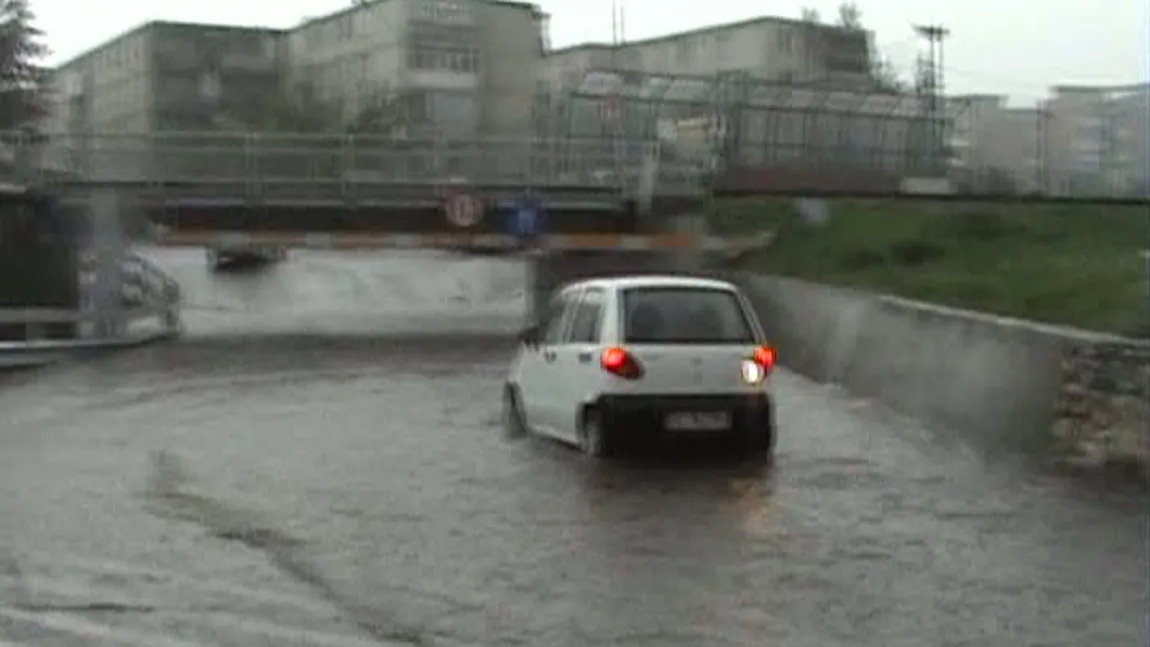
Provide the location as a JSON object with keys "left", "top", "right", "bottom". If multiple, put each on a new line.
{"left": 206, "top": 244, "right": 288, "bottom": 272}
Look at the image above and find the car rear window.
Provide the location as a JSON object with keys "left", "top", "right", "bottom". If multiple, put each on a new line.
{"left": 621, "top": 287, "right": 755, "bottom": 344}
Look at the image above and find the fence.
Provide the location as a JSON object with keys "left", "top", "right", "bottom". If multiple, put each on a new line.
{"left": 941, "top": 85, "right": 1150, "bottom": 197}
{"left": 8, "top": 131, "right": 705, "bottom": 196}
{"left": 9, "top": 74, "right": 1148, "bottom": 199}
{"left": 538, "top": 70, "right": 946, "bottom": 175}
{"left": 538, "top": 71, "right": 1150, "bottom": 198}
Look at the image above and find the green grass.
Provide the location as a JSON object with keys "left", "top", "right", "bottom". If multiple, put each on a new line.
{"left": 709, "top": 198, "right": 1150, "bottom": 337}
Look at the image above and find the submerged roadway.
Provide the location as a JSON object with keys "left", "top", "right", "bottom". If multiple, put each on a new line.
{"left": 1, "top": 249, "right": 1146, "bottom": 647}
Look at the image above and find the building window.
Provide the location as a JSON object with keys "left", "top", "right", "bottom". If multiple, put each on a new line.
{"left": 410, "top": 0, "right": 472, "bottom": 24}
{"left": 406, "top": 45, "right": 478, "bottom": 73}
{"left": 430, "top": 91, "right": 477, "bottom": 133}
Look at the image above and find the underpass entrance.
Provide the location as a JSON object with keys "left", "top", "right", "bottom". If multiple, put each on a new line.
{"left": 4, "top": 68, "right": 955, "bottom": 326}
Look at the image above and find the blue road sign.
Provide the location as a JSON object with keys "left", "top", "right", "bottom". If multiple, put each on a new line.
{"left": 506, "top": 198, "right": 545, "bottom": 240}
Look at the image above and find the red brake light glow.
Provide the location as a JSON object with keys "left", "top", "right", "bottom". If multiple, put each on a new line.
{"left": 600, "top": 347, "right": 643, "bottom": 379}
{"left": 753, "top": 346, "right": 776, "bottom": 372}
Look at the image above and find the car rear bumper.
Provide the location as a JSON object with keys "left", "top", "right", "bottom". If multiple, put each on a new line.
{"left": 595, "top": 393, "right": 773, "bottom": 434}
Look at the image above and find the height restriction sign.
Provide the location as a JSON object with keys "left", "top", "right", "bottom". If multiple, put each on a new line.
{"left": 444, "top": 192, "right": 484, "bottom": 228}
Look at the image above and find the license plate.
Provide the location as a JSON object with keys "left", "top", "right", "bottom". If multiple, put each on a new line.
{"left": 664, "top": 411, "right": 731, "bottom": 432}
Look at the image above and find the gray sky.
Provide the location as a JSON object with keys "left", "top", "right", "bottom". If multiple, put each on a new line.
{"left": 40, "top": 0, "right": 1149, "bottom": 107}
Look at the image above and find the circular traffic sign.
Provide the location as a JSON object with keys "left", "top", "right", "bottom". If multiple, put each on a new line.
{"left": 444, "top": 192, "right": 484, "bottom": 228}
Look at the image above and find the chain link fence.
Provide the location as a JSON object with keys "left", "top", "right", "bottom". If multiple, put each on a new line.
{"left": 6, "top": 130, "right": 704, "bottom": 197}
{"left": 6, "top": 76, "right": 1148, "bottom": 199}
{"left": 534, "top": 71, "right": 1149, "bottom": 198}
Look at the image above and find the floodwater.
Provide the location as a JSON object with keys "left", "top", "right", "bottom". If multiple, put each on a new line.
{"left": 1, "top": 249, "right": 1145, "bottom": 646}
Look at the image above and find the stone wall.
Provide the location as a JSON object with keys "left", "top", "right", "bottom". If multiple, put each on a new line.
{"left": 736, "top": 273, "right": 1150, "bottom": 482}
{"left": 1053, "top": 341, "right": 1150, "bottom": 475}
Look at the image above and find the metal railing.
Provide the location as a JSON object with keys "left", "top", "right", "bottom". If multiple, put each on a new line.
{"left": 9, "top": 132, "right": 707, "bottom": 196}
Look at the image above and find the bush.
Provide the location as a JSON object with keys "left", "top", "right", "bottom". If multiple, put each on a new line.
{"left": 933, "top": 209, "right": 1022, "bottom": 242}
{"left": 888, "top": 238, "right": 947, "bottom": 266}
{"left": 712, "top": 197, "right": 1148, "bottom": 336}
{"left": 838, "top": 246, "right": 888, "bottom": 270}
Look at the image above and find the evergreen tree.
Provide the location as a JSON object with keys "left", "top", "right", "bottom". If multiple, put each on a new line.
{"left": 0, "top": 0, "right": 49, "bottom": 130}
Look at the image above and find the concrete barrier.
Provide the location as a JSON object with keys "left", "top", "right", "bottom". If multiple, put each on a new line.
{"left": 735, "top": 274, "right": 1150, "bottom": 476}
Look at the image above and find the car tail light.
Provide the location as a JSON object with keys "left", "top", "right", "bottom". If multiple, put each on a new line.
{"left": 601, "top": 346, "right": 644, "bottom": 379}
{"left": 753, "top": 346, "right": 776, "bottom": 372}
{"left": 741, "top": 345, "right": 776, "bottom": 385}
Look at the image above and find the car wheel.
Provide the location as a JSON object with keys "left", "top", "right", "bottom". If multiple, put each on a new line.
{"left": 741, "top": 415, "right": 776, "bottom": 461}
{"left": 502, "top": 385, "right": 528, "bottom": 439}
{"left": 579, "top": 410, "right": 613, "bottom": 458}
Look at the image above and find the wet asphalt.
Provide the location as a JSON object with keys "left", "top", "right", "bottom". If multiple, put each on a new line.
{"left": 1, "top": 249, "right": 1146, "bottom": 647}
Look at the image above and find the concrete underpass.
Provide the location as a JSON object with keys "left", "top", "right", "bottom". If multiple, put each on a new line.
{"left": 1, "top": 249, "right": 1147, "bottom": 647}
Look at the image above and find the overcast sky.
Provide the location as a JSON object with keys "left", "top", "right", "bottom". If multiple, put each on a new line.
{"left": 39, "top": 0, "right": 1149, "bottom": 107}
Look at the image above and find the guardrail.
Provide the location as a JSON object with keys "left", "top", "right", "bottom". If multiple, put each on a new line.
{"left": 0, "top": 306, "right": 180, "bottom": 368}
{"left": 6, "top": 131, "right": 705, "bottom": 195}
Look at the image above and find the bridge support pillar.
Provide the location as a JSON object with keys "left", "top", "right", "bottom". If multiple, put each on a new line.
{"left": 525, "top": 213, "right": 712, "bottom": 322}
{"left": 88, "top": 189, "right": 128, "bottom": 339}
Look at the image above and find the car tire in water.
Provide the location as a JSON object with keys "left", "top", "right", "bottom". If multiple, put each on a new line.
{"left": 579, "top": 410, "right": 614, "bottom": 459}
{"left": 502, "top": 385, "right": 528, "bottom": 439}
{"left": 741, "top": 415, "right": 776, "bottom": 462}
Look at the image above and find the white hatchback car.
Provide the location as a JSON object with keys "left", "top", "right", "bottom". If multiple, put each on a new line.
{"left": 503, "top": 275, "right": 777, "bottom": 458}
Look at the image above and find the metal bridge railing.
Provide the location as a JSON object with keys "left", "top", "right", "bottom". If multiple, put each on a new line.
{"left": 10, "top": 132, "right": 707, "bottom": 196}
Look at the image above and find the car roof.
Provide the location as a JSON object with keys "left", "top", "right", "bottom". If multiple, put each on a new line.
{"left": 566, "top": 275, "right": 739, "bottom": 293}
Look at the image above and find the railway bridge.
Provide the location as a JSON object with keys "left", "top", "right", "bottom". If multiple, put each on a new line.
{"left": 10, "top": 131, "right": 757, "bottom": 323}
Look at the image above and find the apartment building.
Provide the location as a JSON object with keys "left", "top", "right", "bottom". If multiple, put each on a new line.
{"left": 947, "top": 95, "right": 1049, "bottom": 192}
{"left": 43, "top": 0, "right": 547, "bottom": 142}
{"left": 282, "top": 0, "right": 544, "bottom": 136}
{"left": 947, "top": 85, "right": 1150, "bottom": 196}
{"left": 45, "top": 22, "right": 282, "bottom": 135}
{"left": 1044, "top": 84, "right": 1149, "bottom": 196}
{"left": 544, "top": 16, "right": 873, "bottom": 89}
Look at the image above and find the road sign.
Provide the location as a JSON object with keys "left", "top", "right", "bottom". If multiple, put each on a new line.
{"left": 506, "top": 198, "right": 543, "bottom": 240}
{"left": 444, "top": 192, "right": 484, "bottom": 228}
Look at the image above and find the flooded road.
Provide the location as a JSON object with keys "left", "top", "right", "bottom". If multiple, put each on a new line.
{"left": 2, "top": 250, "right": 1146, "bottom": 646}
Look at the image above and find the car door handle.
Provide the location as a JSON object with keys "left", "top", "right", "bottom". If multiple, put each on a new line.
{"left": 543, "top": 350, "right": 557, "bottom": 362}
{"left": 577, "top": 351, "right": 593, "bottom": 363}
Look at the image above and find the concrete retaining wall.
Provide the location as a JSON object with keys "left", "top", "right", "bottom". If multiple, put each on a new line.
{"left": 735, "top": 274, "right": 1149, "bottom": 476}
{"left": 1, "top": 189, "right": 82, "bottom": 340}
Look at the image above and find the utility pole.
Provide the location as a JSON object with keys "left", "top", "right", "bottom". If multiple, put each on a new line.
{"left": 914, "top": 24, "right": 949, "bottom": 173}
{"left": 608, "top": 0, "right": 627, "bottom": 192}
{"left": 610, "top": 0, "right": 626, "bottom": 64}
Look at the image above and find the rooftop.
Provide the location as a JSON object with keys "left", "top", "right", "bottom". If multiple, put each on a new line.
{"left": 549, "top": 14, "right": 864, "bottom": 56}
{"left": 53, "top": 0, "right": 546, "bottom": 70}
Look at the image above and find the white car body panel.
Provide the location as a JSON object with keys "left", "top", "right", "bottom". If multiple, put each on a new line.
{"left": 507, "top": 275, "right": 774, "bottom": 447}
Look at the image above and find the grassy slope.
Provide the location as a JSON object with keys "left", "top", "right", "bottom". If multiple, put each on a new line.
{"left": 710, "top": 198, "right": 1150, "bottom": 337}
